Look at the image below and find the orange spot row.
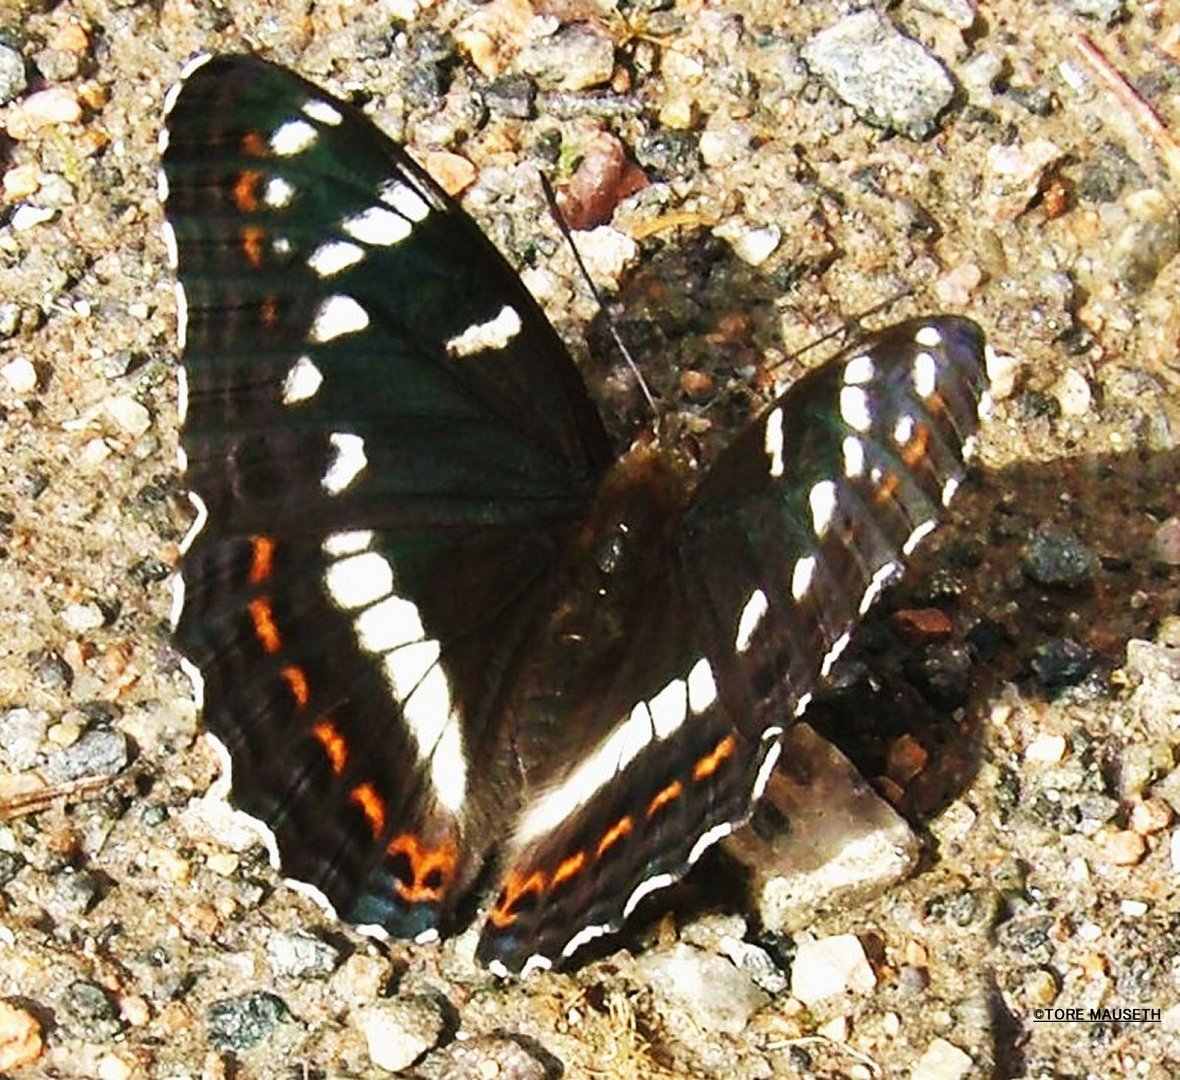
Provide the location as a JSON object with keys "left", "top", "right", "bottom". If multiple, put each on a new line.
{"left": 350, "top": 781, "right": 386, "bottom": 839}
{"left": 490, "top": 729, "right": 745, "bottom": 930}
{"left": 240, "top": 224, "right": 265, "bottom": 269}
{"left": 312, "top": 719, "right": 347, "bottom": 774}
{"left": 596, "top": 815, "right": 633, "bottom": 857}
{"left": 646, "top": 780, "right": 683, "bottom": 819}
{"left": 232, "top": 168, "right": 264, "bottom": 212}
{"left": 249, "top": 534, "right": 275, "bottom": 584}
{"left": 247, "top": 597, "right": 281, "bottom": 654}
{"left": 693, "top": 733, "right": 737, "bottom": 781}
{"left": 387, "top": 833, "right": 458, "bottom": 904}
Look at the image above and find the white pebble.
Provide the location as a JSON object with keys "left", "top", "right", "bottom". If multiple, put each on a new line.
{"left": 790, "top": 933, "right": 876, "bottom": 1006}
{"left": 1, "top": 357, "right": 37, "bottom": 394}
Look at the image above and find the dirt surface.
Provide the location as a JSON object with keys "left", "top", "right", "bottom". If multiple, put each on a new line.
{"left": 1, "top": 0, "right": 1178, "bottom": 1077}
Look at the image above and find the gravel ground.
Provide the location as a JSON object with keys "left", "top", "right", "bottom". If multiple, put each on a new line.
{"left": 1, "top": 1, "right": 1178, "bottom": 1077}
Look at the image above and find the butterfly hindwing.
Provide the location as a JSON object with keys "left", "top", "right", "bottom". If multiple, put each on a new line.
{"left": 476, "top": 318, "right": 990, "bottom": 973}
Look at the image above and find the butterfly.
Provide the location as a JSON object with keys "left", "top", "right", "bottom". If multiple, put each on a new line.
{"left": 159, "top": 53, "right": 991, "bottom": 976}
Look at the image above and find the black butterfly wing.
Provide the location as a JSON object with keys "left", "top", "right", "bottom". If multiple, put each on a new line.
{"left": 161, "top": 54, "right": 611, "bottom": 940}
{"left": 478, "top": 317, "right": 990, "bottom": 974}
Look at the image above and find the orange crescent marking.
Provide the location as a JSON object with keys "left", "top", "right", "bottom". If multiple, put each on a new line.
{"left": 693, "top": 733, "right": 737, "bottom": 781}
{"left": 386, "top": 833, "right": 458, "bottom": 904}
{"left": 281, "top": 665, "right": 309, "bottom": 708}
{"left": 240, "top": 224, "right": 265, "bottom": 269}
{"left": 350, "top": 781, "right": 386, "bottom": 839}
{"left": 646, "top": 780, "right": 683, "bottom": 819}
{"left": 551, "top": 851, "right": 587, "bottom": 889}
{"left": 248, "top": 535, "right": 275, "bottom": 584}
{"left": 311, "top": 719, "right": 347, "bottom": 773}
{"left": 232, "top": 169, "right": 263, "bottom": 212}
{"left": 596, "top": 815, "right": 633, "bottom": 857}
{"left": 247, "top": 598, "right": 281, "bottom": 653}
{"left": 488, "top": 869, "right": 547, "bottom": 928}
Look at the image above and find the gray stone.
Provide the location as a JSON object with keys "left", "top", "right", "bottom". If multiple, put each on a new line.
{"left": 42, "top": 729, "right": 128, "bottom": 784}
{"left": 1066, "top": 0, "right": 1126, "bottom": 23}
{"left": 725, "top": 723, "right": 919, "bottom": 933}
{"left": 518, "top": 24, "right": 615, "bottom": 92}
{"left": 638, "top": 943, "right": 769, "bottom": 1034}
{"left": 0, "top": 45, "right": 26, "bottom": 106}
{"left": 801, "top": 10, "right": 955, "bottom": 139}
{"left": 0, "top": 707, "right": 51, "bottom": 770}
{"left": 266, "top": 930, "right": 341, "bottom": 978}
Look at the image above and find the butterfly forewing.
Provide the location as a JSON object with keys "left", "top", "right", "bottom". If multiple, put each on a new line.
{"left": 163, "top": 54, "right": 610, "bottom": 941}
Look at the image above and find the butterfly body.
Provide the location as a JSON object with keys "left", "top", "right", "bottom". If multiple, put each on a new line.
{"left": 161, "top": 54, "right": 990, "bottom": 974}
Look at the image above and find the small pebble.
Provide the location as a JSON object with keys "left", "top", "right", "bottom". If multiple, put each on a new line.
{"left": 639, "top": 943, "right": 770, "bottom": 1034}
{"left": 1052, "top": 368, "right": 1092, "bottom": 417}
{"left": 0, "top": 1000, "right": 42, "bottom": 1071}
{"left": 790, "top": 933, "right": 876, "bottom": 1006}
{"left": 893, "top": 607, "right": 953, "bottom": 640}
{"left": 1025, "top": 733, "right": 1068, "bottom": 764}
{"left": 62, "top": 601, "right": 106, "bottom": 633}
{"left": 1112, "top": 189, "right": 1180, "bottom": 291}
{"left": 1129, "top": 797, "right": 1172, "bottom": 835}
{"left": 104, "top": 395, "right": 152, "bottom": 437}
{"left": 715, "top": 222, "right": 781, "bottom": 266}
{"left": 1067, "top": 0, "right": 1127, "bottom": 23}
{"left": 1120, "top": 898, "right": 1148, "bottom": 917}
{"left": 0, "top": 45, "right": 27, "bottom": 106}
{"left": 3, "top": 165, "right": 41, "bottom": 200}
{"left": 10, "top": 87, "right": 83, "bottom": 135}
{"left": 11, "top": 205, "right": 57, "bottom": 231}
{"left": 207, "top": 992, "right": 288, "bottom": 1052}
{"left": 913, "top": 0, "right": 977, "bottom": 28}
{"left": 1022, "top": 526, "right": 1098, "bottom": 588}
{"left": 421, "top": 150, "right": 476, "bottom": 197}
{"left": 982, "top": 137, "right": 1063, "bottom": 221}
{"left": 42, "top": 730, "right": 128, "bottom": 784}
{"left": 1152, "top": 517, "right": 1180, "bottom": 566}
{"left": 357, "top": 996, "right": 446, "bottom": 1072}
{"left": 95, "top": 1055, "right": 133, "bottom": 1080}
{"left": 912, "top": 1037, "right": 973, "bottom": 1080}
{"left": 1093, "top": 827, "right": 1146, "bottom": 866}
{"left": 801, "top": 10, "right": 954, "bottom": 139}
{"left": 517, "top": 24, "right": 615, "bottom": 91}
{"left": 266, "top": 930, "right": 341, "bottom": 979}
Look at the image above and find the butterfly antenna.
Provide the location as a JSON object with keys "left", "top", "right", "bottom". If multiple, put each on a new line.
{"left": 539, "top": 173, "right": 660, "bottom": 418}
{"left": 768, "top": 287, "right": 916, "bottom": 374}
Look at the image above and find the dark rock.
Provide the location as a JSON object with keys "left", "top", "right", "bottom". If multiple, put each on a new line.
{"left": 1029, "top": 638, "right": 1098, "bottom": 689}
{"left": 484, "top": 74, "right": 535, "bottom": 119}
{"left": 1022, "top": 525, "right": 1098, "bottom": 587}
{"left": 207, "top": 992, "right": 288, "bottom": 1051}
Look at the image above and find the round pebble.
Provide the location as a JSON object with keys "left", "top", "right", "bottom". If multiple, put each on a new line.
{"left": 1, "top": 357, "right": 38, "bottom": 394}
